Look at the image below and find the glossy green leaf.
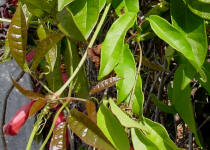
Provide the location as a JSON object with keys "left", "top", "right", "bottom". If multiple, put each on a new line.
{"left": 64, "top": 38, "right": 89, "bottom": 98}
{"left": 151, "top": 94, "right": 176, "bottom": 114}
{"left": 98, "top": 12, "right": 136, "bottom": 79}
{"left": 67, "top": 108, "right": 115, "bottom": 150}
{"left": 37, "top": 25, "right": 57, "bottom": 72}
{"left": 171, "top": 0, "right": 207, "bottom": 75}
{"left": 58, "top": 0, "right": 75, "bottom": 11}
{"left": 197, "top": 0, "right": 210, "bottom": 3}
{"left": 114, "top": 44, "right": 136, "bottom": 104}
{"left": 68, "top": 0, "right": 101, "bottom": 39}
{"left": 86, "top": 100, "right": 97, "bottom": 123}
{"left": 31, "top": 32, "right": 64, "bottom": 71}
{"left": 131, "top": 128, "right": 158, "bottom": 150}
{"left": 111, "top": 0, "right": 139, "bottom": 16}
{"left": 29, "top": 99, "right": 47, "bottom": 117}
{"left": 109, "top": 98, "right": 147, "bottom": 132}
{"left": 131, "top": 118, "right": 181, "bottom": 150}
{"left": 8, "top": 4, "right": 28, "bottom": 71}
{"left": 0, "top": 37, "right": 12, "bottom": 63}
{"left": 11, "top": 78, "right": 45, "bottom": 100}
{"left": 147, "top": 15, "right": 206, "bottom": 81}
{"left": 185, "top": 0, "right": 210, "bottom": 20}
{"left": 49, "top": 122, "right": 67, "bottom": 150}
{"left": 99, "top": 0, "right": 106, "bottom": 11}
{"left": 132, "top": 75, "right": 144, "bottom": 118}
{"left": 197, "top": 62, "right": 210, "bottom": 95}
{"left": 172, "top": 65, "right": 201, "bottom": 146}
{"left": 97, "top": 104, "right": 130, "bottom": 150}
{"left": 57, "top": 7, "right": 86, "bottom": 41}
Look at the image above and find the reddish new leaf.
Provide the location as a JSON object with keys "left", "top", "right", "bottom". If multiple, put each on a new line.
{"left": 8, "top": 4, "right": 27, "bottom": 70}
{"left": 29, "top": 99, "right": 47, "bottom": 117}
{"left": 85, "top": 100, "right": 97, "bottom": 123}
{"left": 3, "top": 101, "right": 35, "bottom": 136}
{"left": 67, "top": 108, "right": 115, "bottom": 150}
{"left": 11, "top": 77, "right": 45, "bottom": 100}
{"left": 89, "top": 77, "right": 122, "bottom": 95}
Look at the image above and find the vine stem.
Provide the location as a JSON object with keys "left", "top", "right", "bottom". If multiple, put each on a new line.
{"left": 0, "top": 18, "right": 11, "bottom": 23}
{"left": 39, "top": 100, "right": 70, "bottom": 150}
{"left": 55, "top": 3, "right": 111, "bottom": 96}
{"left": 129, "top": 42, "right": 142, "bottom": 108}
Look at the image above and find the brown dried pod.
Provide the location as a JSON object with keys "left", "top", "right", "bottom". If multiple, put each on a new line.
{"left": 89, "top": 77, "right": 122, "bottom": 95}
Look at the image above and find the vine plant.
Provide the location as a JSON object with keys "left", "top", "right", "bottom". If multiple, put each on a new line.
{"left": 0, "top": 0, "right": 210, "bottom": 150}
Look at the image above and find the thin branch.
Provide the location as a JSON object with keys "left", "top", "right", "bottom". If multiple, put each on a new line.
{"left": 0, "top": 71, "right": 25, "bottom": 150}
{"left": 0, "top": 18, "right": 11, "bottom": 23}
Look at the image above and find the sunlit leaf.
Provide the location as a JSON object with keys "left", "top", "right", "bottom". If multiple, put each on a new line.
{"left": 64, "top": 38, "right": 89, "bottom": 98}
{"left": 173, "top": 65, "right": 201, "bottom": 146}
{"left": 11, "top": 78, "right": 45, "bottom": 100}
{"left": 31, "top": 32, "right": 64, "bottom": 71}
{"left": 29, "top": 99, "right": 47, "bottom": 117}
{"left": 68, "top": 0, "right": 101, "bottom": 39}
{"left": 132, "top": 75, "right": 144, "bottom": 118}
{"left": 89, "top": 77, "right": 122, "bottom": 95}
{"left": 49, "top": 122, "right": 67, "bottom": 150}
{"left": 98, "top": 12, "right": 136, "bottom": 79}
{"left": 86, "top": 100, "right": 97, "bottom": 123}
{"left": 147, "top": 15, "right": 207, "bottom": 81}
{"left": 58, "top": 0, "right": 75, "bottom": 11}
{"left": 109, "top": 98, "right": 147, "bottom": 132}
{"left": 8, "top": 4, "right": 28, "bottom": 71}
{"left": 131, "top": 118, "right": 181, "bottom": 150}
{"left": 151, "top": 94, "right": 176, "bottom": 114}
{"left": 97, "top": 104, "right": 130, "bottom": 150}
{"left": 67, "top": 108, "right": 115, "bottom": 150}
{"left": 142, "top": 56, "right": 166, "bottom": 71}
{"left": 111, "top": 0, "right": 139, "bottom": 16}
{"left": 114, "top": 44, "right": 136, "bottom": 104}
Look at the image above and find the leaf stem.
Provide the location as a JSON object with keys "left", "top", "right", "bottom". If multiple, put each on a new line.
{"left": 129, "top": 42, "right": 142, "bottom": 108}
{"left": 0, "top": 18, "right": 11, "bottom": 23}
{"left": 39, "top": 100, "right": 69, "bottom": 150}
{"left": 55, "top": 4, "right": 111, "bottom": 96}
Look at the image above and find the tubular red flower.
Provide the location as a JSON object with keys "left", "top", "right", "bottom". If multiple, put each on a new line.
{"left": 3, "top": 101, "right": 35, "bottom": 136}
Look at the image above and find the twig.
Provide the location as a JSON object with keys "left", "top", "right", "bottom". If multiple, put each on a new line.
{"left": 188, "top": 131, "right": 193, "bottom": 150}
{"left": 0, "top": 70, "right": 25, "bottom": 150}
{"left": 198, "top": 116, "right": 210, "bottom": 130}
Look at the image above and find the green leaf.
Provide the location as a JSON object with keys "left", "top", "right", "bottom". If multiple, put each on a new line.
{"left": 97, "top": 104, "right": 130, "bottom": 150}
{"left": 99, "top": 0, "right": 106, "bottom": 12}
{"left": 8, "top": 4, "right": 28, "bottom": 71}
{"left": 151, "top": 94, "right": 176, "bottom": 114}
{"left": 197, "top": 62, "right": 210, "bottom": 95}
{"left": 68, "top": 0, "right": 101, "bottom": 39}
{"left": 98, "top": 12, "right": 136, "bottom": 79}
{"left": 45, "top": 42, "right": 63, "bottom": 93}
{"left": 49, "top": 122, "right": 67, "bottom": 150}
{"left": 109, "top": 98, "right": 148, "bottom": 132}
{"left": 57, "top": 7, "right": 86, "bottom": 41}
{"left": 11, "top": 78, "right": 45, "bottom": 100}
{"left": 67, "top": 108, "right": 115, "bottom": 150}
{"left": 131, "top": 128, "right": 158, "bottom": 150}
{"left": 131, "top": 118, "right": 181, "bottom": 150}
{"left": 0, "top": 37, "right": 12, "bottom": 63}
{"left": 173, "top": 65, "right": 202, "bottom": 147}
{"left": 37, "top": 25, "right": 57, "bottom": 72}
{"left": 171, "top": 0, "right": 207, "bottom": 77}
{"left": 147, "top": 15, "right": 206, "bottom": 81}
{"left": 132, "top": 75, "right": 144, "bottom": 118}
{"left": 114, "top": 44, "right": 136, "bottom": 104}
{"left": 58, "top": 0, "right": 75, "bottom": 11}
{"left": 64, "top": 38, "right": 89, "bottom": 98}
{"left": 31, "top": 32, "right": 64, "bottom": 71}
{"left": 111, "top": 0, "right": 139, "bottom": 16}
{"left": 185, "top": 0, "right": 210, "bottom": 20}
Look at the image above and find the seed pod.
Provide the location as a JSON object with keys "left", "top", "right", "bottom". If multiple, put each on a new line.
{"left": 89, "top": 77, "right": 122, "bottom": 95}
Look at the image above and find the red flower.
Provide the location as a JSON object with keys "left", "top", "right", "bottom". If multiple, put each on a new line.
{"left": 3, "top": 101, "right": 35, "bottom": 136}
